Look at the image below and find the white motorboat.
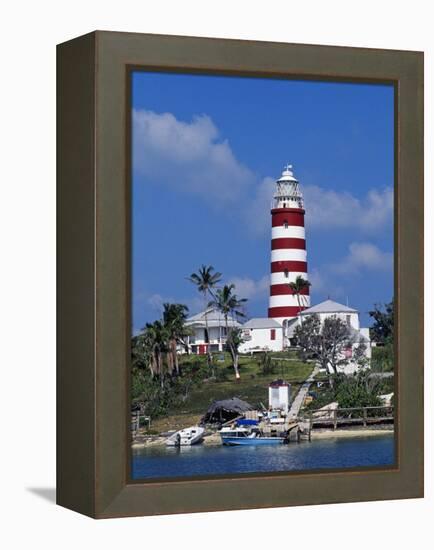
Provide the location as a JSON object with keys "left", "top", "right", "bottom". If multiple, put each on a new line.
{"left": 165, "top": 426, "right": 205, "bottom": 447}
{"left": 219, "top": 425, "right": 288, "bottom": 446}
{"left": 219, "top": 419, "right": 289, "bottom": 446}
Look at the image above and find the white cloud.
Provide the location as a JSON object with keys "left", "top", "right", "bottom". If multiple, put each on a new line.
{"left": 307, "top": 243, "right": 392, "bottom": 303}
{"left": 304, "top": 185, "right": 393, "bottom": 232}
{"left": 143, "top": 277, "right": 269, "bottom": 322}
{"left": 331, "top": 242, "right": 393, "bottom": 275}
{"left": 308, "top": 268, "right": 346, "bottom": 301}
{"left": 133, "top": 109, "right": 253, "bottom": 205}
{"left": 147, "top": 293, "right": 165, "bottom": 312}
{"left": 245, "top": 176, "right": 275, "bottom": 236}
{"left": 245, "top": 181, "right": 393, "bottom": 237}
{"left": 228, "top": 275, "right": 269, "bottom": 300}
{"left": 308, "top": 268, "right": 326, "bottom": 293}
{"left": 133, "top": 109, "right": 393, "bottom": 236}
{"left": 145, "top": 292, "right": 203, "bottom": 317}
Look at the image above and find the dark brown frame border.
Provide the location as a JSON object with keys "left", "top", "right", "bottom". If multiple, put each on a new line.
{"left": 57, "top": 31, "right": 423, "bottom": 518}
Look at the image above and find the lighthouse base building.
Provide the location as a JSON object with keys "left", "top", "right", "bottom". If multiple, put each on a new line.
{"left": 236, "top": 299, "right": 372, "bottom": 373}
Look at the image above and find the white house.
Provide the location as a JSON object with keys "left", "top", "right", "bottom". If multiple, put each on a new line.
{"left": 287, "top": 299, "right": 372, "bottom": 374}
{"left": 238, "top": 318, "right": 284, "bottom": 354}
{"left": 184, "top": 310, "right": 284, "bottom": 355}
{"left": 184, "top": 308, "right": 242, "bottom": 355}
{"left": 184, "top": 300, "right": 371, "bottom": 373}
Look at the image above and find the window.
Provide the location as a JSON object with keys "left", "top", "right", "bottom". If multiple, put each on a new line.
{"left": 284, "top": 269, "right": 289, "bottom": 278}
{"left": 270, "top": 329, "right": 276, "bottom": 340}
{"left": 283, "top": 220, "right": 288, "bottom": 228}
{"left": 346, "top": 314, "right": 351, "bottom": 326}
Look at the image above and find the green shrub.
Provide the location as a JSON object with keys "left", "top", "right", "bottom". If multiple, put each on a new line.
{"left": 305, "top": 371, "right": 383, "bottom": 412}
{"left": 371, "top": 343, "right": 394, "bottom": 372}
{"left": 257, "top": 352, "right": 276, "bottom": 375}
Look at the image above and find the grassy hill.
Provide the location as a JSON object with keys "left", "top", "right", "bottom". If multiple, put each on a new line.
{"left": 148, "top": 352, "right": 313, "bottom": 433}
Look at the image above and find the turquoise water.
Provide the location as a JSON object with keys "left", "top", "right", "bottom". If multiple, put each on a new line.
{"left": 131, "top": 433, "right": 394, "bottom": 480}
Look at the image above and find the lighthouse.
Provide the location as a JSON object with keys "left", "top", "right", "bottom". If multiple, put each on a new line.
{"left": 268, "top": 164, "right": 310, "bottom": 328}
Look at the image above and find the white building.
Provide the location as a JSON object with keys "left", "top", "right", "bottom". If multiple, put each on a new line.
{"left": 185, "top": 300, "right": 371, "bottom": 373}
{"left": 268, "top": 380, "right": 291, "bottom": 414}
{"left": 184, "top": 308, "right": 241, "bottom": 355}
{"left": 184, "top": 309, "right": 284, "bottom": 356}
{"left": 287, "top": 299, "right": 372, "bottom": 374}
{"left": 238, "top": 318, "right": 284, "bottom": 354}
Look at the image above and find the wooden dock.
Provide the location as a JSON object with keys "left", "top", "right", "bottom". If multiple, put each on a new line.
{"left": 299, "top": 405, "right": 394, "bottom": 433}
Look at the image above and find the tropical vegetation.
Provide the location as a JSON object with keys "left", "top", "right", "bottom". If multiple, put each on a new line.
{"left": 132, "top": 265, "right": 254, "bottom": 421}
{"left": 369, "top": 300, "right": 394, "bottom": 373}
{"left": 369, "top": 300, "right": 394, "bottom": 344}
{"left": 288, "top": 275, "right": 311, "bottom": 319}
{"left": 188, "top": 265, "right": 222, "bottom": 374}
{"left": 304, "top": 370, "right": 383, "bottom": 413}
{"left": 208, "top": 283, "right": 247, "bottom": 379}
{"left": 293, "top": 313, "right": 367, "bottom": 375}
{"left": 132, "top": 349, "right": 312, "bottom": 430}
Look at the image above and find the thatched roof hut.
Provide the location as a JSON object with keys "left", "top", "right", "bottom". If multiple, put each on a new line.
{"left": 201, "top": 397, "right": 253, "bottom": 425}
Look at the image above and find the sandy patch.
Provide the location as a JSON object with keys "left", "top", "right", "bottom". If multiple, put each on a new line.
{"left": 311, "top": 428, "right": 394, "bottom": 440}
{"left": 131, "top": 436, "right": 166, "bottom": 449}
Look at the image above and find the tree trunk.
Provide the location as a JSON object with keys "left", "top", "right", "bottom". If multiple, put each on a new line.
{"left": 157, "top": 351, "right": 164, "bottom": 388}
{"left": 297, "top": 293, "right": 303, "bottom": 324}
{"left": 225, "top": 315, "right": 240, "bottom": 380}
{"left": 203, "top": 293, "right": 213, "bottom": 375}
{"left": 171, "top": 338, "right": 179, "bottom": 376}
{"left": 328, "top": 362, "right": 338, "bottom": 388}
{"left": 150, "top": 350, "right": 158, "bottom": 378}
{"left": 233, "top": 352, "right": 240, "bottom": 380}
{"left": 167, "top": 349, "right": 173, "bottom": 376}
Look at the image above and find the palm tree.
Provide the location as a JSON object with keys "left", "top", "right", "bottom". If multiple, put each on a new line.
{"left": 188, "top": 265, "right": 222, "bottom": 370}
{"left": 142, "top": 320, "right": 170, "bottom": 388}
{"left": 208, "top": 284, "right": 247, "bottom": 380}
{"left": 162, "top": 303, "right": 189, "bottom": 376}
{"left": 288, "top": 275, "right": 311, "bottom": 323}
{"left": 131, "top": 332, "right": 148, "bottom": 373}
{"left": 142, "top": 323, "right": 158, "bottom": 378}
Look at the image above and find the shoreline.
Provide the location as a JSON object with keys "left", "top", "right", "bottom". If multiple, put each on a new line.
{"left": 310, "top": 428, "right": 393, "bottom": 440}
{"left": 132, "top": 427, "right": 394, "bottom": 449}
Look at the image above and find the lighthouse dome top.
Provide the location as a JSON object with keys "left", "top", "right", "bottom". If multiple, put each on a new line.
{"left": 277, "top": 164, "right": 298, "bottom": 183}
{"left": 273, "top": 163, "right": 304, "bottom": 209}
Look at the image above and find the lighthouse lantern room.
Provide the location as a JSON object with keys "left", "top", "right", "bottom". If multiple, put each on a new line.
{"left": 268, "top": 165, "right": 311, "bottom": 329}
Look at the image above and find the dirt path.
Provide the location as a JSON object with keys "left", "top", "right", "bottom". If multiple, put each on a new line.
{"left": 288, "top": 366, "right": 319, "bottom": 419}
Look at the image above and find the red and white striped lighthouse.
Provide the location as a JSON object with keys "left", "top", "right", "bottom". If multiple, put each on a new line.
{"left": 268, "top": 164, "right": 310, "bottom": 327}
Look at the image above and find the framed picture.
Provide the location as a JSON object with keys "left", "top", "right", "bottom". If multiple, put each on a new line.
{"left": 57, "top": 31, "right": 423, "bottom": 518}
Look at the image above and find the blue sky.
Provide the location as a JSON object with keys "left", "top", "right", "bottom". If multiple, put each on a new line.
{"left": 132, "top": 71, "right": 394, "bottom": 331}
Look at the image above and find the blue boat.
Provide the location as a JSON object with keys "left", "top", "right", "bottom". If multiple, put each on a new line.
{"left": 219, "top": 426, "right": 287, "bottom": 446}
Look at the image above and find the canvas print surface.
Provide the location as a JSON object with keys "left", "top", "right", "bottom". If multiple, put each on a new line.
{"left": 130, "top": 71, "right": 395, "bottom": 480}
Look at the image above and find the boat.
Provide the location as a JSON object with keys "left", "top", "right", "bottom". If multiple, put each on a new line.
{"left": 165, "top": 426, "right": 205, "bottom": 447}
{"left": 219, "top": 423, "right": 288, "bottom": 446}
